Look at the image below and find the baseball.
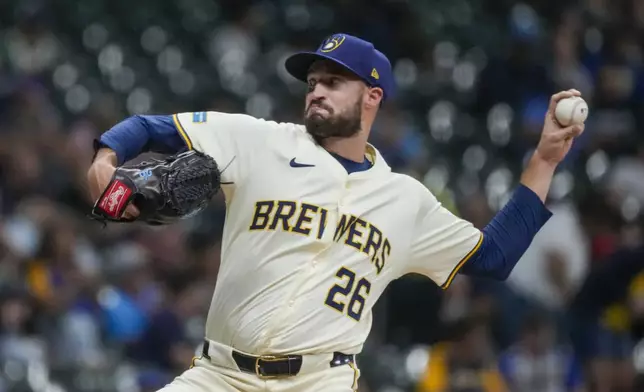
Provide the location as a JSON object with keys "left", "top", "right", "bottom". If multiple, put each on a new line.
{"left": 554, "top": 96, "right": 588, "bottom": 127}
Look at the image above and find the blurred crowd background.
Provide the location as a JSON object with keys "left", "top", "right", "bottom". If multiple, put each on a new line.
{"left": 1, "top": 0, "right": 644, "bottom": 391}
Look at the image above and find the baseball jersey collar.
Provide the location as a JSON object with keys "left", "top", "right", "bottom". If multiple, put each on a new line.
{"left": 306, "top": 131, "right": 391, "bottom": 179}
{"left": 346, "top": 143, "right": 390, "bottom": 179}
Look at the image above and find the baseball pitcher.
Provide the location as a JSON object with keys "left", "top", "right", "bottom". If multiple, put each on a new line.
{"left": 86, "top": 33, "right": 585, "bottom": 392}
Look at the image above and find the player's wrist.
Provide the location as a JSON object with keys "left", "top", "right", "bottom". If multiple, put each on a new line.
{"left": 519, "top": 154, "right": 557, "bottom": 203}
{"left": 529, "top": 150, "right": 559, "bottom": 172}
{"left": 95, "top": 148, "right": 118, "bottom": 167}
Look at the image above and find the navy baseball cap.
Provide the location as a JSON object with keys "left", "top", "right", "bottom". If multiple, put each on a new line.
{"left": 285, "top": 33, "right": 396, "bottom": 102}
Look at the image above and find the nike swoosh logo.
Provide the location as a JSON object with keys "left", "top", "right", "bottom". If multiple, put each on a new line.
{"left": 290, "top": 158, "right": 315, "bottom": 168}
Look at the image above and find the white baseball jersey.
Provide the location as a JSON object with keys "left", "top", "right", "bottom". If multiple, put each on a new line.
{"left": 172, "top": 111, "right": 483, "bottom": 356}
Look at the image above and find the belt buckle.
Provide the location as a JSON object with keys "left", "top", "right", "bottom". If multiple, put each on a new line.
{"left": 255, "top": 354, "right": 290, "bottom": 380}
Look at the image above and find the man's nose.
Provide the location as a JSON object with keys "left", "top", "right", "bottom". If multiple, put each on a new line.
{"left": 307, "top": 92, "right": 326, "bottom": 108}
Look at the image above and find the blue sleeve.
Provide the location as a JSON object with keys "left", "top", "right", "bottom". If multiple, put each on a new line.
{"left": 97, "top": 115, "right": 187, "bottom": 165}
{"left": 460, "top": 184, "right": 552, "bottom": 280}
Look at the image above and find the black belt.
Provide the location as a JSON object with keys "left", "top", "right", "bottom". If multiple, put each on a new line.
{"left": 202, "top": 340, "right": 355, "bottom": 379}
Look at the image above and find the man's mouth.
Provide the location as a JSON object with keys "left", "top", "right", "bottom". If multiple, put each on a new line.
{"left": 308, "top": 104, "right": 330, "bottom": 114}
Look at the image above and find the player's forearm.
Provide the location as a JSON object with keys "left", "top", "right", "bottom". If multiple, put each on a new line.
{"left": 460, "top": 184, "right": 552, "bottom": 280}
{"left": 97, "top": 115, "right": 185, "bottom": 165}
{"left": 519, "top": 153, "right": 558, "bottom": 203}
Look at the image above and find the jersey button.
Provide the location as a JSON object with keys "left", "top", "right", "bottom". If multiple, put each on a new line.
{"left": 312, "top": 260, "right": 317, "bottom": 267}
{"left": 288, "top": 300, "right": 295, "bottom": 307}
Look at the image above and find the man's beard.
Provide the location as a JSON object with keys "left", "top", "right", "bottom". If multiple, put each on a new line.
{"left": 304, "top": 98, "right": 362, "bottom": 144}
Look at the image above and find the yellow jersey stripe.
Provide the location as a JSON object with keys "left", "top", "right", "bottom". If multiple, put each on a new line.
{"left": 365, "top": 145, "right": 376, "bottom": 164}
{"left": 172, "top": 114, "right": 193, "bottom": 150}
{"left": 349, "top": 361, "right": 359, "bottom": 391}
{"left": 441, "top": 232, "right": 484, "bottom": 289}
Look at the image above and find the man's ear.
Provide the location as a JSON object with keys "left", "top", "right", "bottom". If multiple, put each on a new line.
{"left": 365, "top": 87, "right": 384, "bottom": 108}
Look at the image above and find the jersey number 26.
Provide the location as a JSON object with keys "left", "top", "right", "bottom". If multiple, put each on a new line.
{"left": 324, "top": 267, "right": 371, "bottom": 321}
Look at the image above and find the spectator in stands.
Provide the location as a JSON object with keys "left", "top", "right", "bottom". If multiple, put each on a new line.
{"left": 498, "top": 312, "right": 585, "bottom": 392}
{"left": 0, "top": 288, "right": 45, "bottom": 365}
{"left": 126, "top": 277, "right": 206, "bottom": 375}
{"left": 569, "top": 244, "right": 644, "bottom": 392}
{"left": 502, "top": 200, "right": 590, "bottom": 344}
{"left": 416, "top": 316, "right": 507, "bottom": 392}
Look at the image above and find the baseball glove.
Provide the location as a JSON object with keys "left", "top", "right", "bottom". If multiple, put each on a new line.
{"left": 90, "top": 150, "right": 221, "bottom": 225}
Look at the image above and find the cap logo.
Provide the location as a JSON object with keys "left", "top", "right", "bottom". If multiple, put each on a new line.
{"left": 371, "top": 68, "right": 380, "bottom": 80}
{"left": 320, "top": 35, "right": 346, "bottom": 53}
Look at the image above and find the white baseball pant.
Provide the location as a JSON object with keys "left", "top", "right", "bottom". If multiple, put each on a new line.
{"left": 157, "top": 340, "right": 360, "bottom": 392}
